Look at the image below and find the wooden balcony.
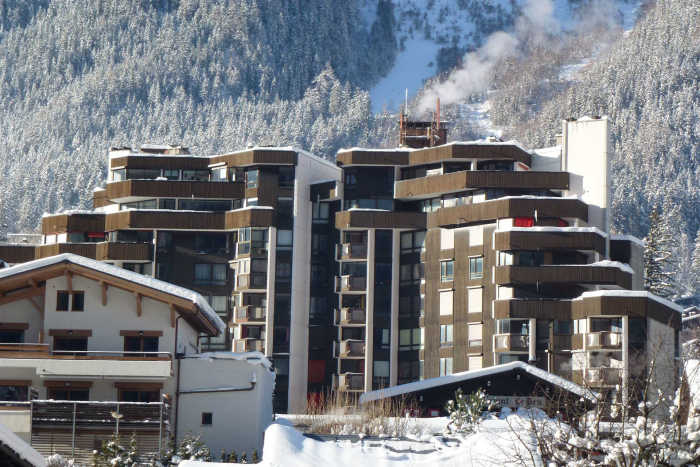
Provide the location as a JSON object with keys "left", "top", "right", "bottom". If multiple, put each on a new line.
{"left": 234, "top": 306, "right": 266, "bottom": 323}
{"left": 99, "top": 180, "right": 245, "bottom": 203}
{"left": 0, "top": 244, "right": 38, "bottom": 264}
{"left": 96, "top": 242, "right": 153, "bottom": 261}
{"left": 34, "top": 243, "right": 98, "bottom": 260}
{"left": 428, "top": 197, "right": 589, "bottom": 228}
{"left": 494, "top": 334, "right": 530, "bottom": 352}
{"left": 335, "top": 210, "right": 427, "bottom": 230}
{"left": 234, "top": 338, "right": 265, "bottom": 352}
{"left": 106, "top": 210, "right": 226, "bottom": 231}
{"left": 334, "top": 308, "right": 366, "bottom": 326}
{"left": 494, "top": 265, "right": 632, "bottom": 289}
{"left": 335, "top": 340, "right": 365, "bottom": 358}
{"left": 42, "top": 213, "right": 106, "bottom": 235}
{"left": 336, "top": 243, "right": 368, "bottom": 260}
{"left": 335, "top": 275, "right": 367, "bottom": 293}
{"left": 493, "top": 299, "right": 572, "bottom": 320}
{"left": 236, "top": 273, "right": 267, "bottom": 291}
{"left": 334, "top": 372, "right": 365, "bottom": 391}
{"left": 494, "top": 229, "right": 606, "bottom": 254}
{"left": 395, "top": 171, "right": 569, "bottom": 199}
{"left": 585, "top": 332, "right": 622, "bottom": 350}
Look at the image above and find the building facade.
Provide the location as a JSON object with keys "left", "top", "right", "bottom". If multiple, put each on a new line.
{"left": 0, "top": 118, "right": 682, "bottom": 412}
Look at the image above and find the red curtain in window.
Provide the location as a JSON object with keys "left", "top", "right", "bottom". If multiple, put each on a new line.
{"left": 557, "top": 219, "right": 569, "bottom": 227}
{"left": 514, "top": 217, "right": 534, "bottom": 227}
{"left": 308, "top": 360, "right": 326, "bottom": 384}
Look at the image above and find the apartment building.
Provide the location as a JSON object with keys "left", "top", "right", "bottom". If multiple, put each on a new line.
{"left": 0, "top": 254, "right": 273, "bottom": 461}
{"left": 0, "top": 117, "right": 683, "bottom": 413}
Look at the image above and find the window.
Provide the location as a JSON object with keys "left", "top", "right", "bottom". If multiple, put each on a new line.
{"left": 179, "top": 199, "right": 232, "bottom": 212}
{"left": 237, "top": 227, "right": 269, "bottom": 254}
{"left": 124, "top": 336, "right": 159, "bottom": 356}
{"left": 440, "top": 260, "right": 454, "bottom": 282}
{"left": 57, "top": 292, "right": 70, "bottom": 311}
{"left": 499, "top": 251, "right": 513, "bottom": 265}
{"left": 273, "top": 326, "right": 290, "bottom": 352}
{"left": 468, "top": 288, "right": 482, "bottom": 313}
{"left": 127, "top": 169, "right": 160, "bottom": 180}
{"left": 47, "top": 387, "right": 89, "bottom": 401}
{"left": 590, "top": 318, "right": 623, "bottom": 333}
{"left": 210, "top": 296, "right": 228, "bottom": 315}
{"left": 439, "top": 290, "right": 453, "bottom": 315}
{"left": 374, "top": 295, "right": 391, "bottom": 317}
{"left": 182, "top": 170, "right": 209, "bottom": 181}
{"left": 400, "top": 263, "right": 423, "bottom": 285}
{"left": 399, "top": 295, "right": 422, "bottom": 318}
{"left": 246, "top": 198, "right": 258, "bottom": 207}
{"left": 163, "top": 169, "right": 179, "bottom": 180}
{"left": 0, "top": 384, "right": 28, "bottom": 402}
{"left": 112, "top": 169, "right": 126, "bottom": 182}
{"left": 278, "top": 167, "right": 295, "bottom": 188}
{"left": 53, "top": 337, "right": 88, "bottom": 353}
{"left": 246, "top": 169, "right": 259, "bottom": 188}
{"left": 121, "top": 200, "right": 158, "bottom": 211}
{"left": 375, "top": 263, "right": 392, "bottom": 285}
{"left": 275, "top": 294, "right": 291, "bottom": 314}
{"left": 157, "top": 263, "right": 171, "bottom": 282}
{"left": 376, "top": 230, "right": 393, "bottom": 249}
{"left": 0, "top": 330, "right": 24, "bottom": 344}
{"left": 419, "top": 198, "right": 441, "bottom": 212}
{"left": 195, "top": 233, "right": 228, "bottom": 254}
{"left": 399, "top": 360, "right": 421, "bottom": 384}
{"left": 230, "top": 167, "right": 244, "bottom": 182}
{"left": 440, "top": 325, "right": 453, "bottom": 347}
{"left": 469, "top": 257, "right": 483, "bottom": 279}
{"left": 277, "top": 230, "right": 293, "bottom": 250}
{"left": 439, "top": 357, "right": 453, "bottom": 376}
{"left": 278, "top": 198, "right": 294, "bottom": 218}
{"left": 553, "top": 320, "right": 572, "bottom": 335}
{"left": 341, "top": 262, "right": 367, "bottom": 277}
{"left": 310, "top": 297, "right": 327, "bottom": 317}
{"left": 159, "top": 199, "right": 176, "bottom": 210}
{"left": 399, "top": 329, "right": 422, "bottom": 351}
{"left": 277, "top": 262, "right": 292, "bottom": 282}
{"left": 194, "top": 264, "right": 227, "bottom": 285}
{"left": 468, "top": 323, "right": 483, "bottom": 346}
{"left": 312, "top": 234, "right": 328, "bottom": 256}
{"left": 374, "top": 361, "right": 390, "bottom": 378}
{"left": 496, "top": 319, "right": 530, "bottom": 334}
{"left": 518, "top": 251, "right": 545, "bottom": 266}
{"left": 157, "top": 233, "right": 172, "bottom": 252}
{"left": 345, "top": 173, "right": 357, "bottom": 187}
{"left": 310, "top": 265, "right": 327, "bottom": 285}
{"left": 497, "top": 354, "right": 529, "bottom": 365}
{"left": 374, "top": 328, "right": 390, "bottom": 350}
{"left": 211, "top": 167, "right": 227, "bottom": 182}
{"left": 486, "top": 189, "right": 507, "bottom": 200}
{"left": 312, "top": 202, "right": 329, "bottom": 223}
{"left": 119, "top": 388, "right": 160, "bottom": 403}
{"left": 344, "top": 199, "right": 358, "bottom": 210}
{"left": 479, "top": 161, "right": 513, "bottom": 171}
{"left": 401, "top": 231, "right": 426, "bottom": 253}
{"left": 201, "top": 413, "right": 213, "bottom": 426}
{"left": 71, "top": 292, "right": 85, "bottom": 311}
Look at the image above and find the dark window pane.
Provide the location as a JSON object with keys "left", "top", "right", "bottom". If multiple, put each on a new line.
{"left": 57, "top": 292, "right": 70, "bottom": 311}
{"left": 72, "top": 292, "right": 85, "bottom": 311}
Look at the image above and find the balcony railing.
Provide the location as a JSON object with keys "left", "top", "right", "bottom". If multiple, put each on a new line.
{"left": 587, "top": 367, "right": 622, "bottom": 385}
{"left": 235, "top": 306, "right": 267, "bottom": 323}
{"left": 586, "top": 332, "right": 622, "bottom": 349}
{"left": 494, "top": 334, "right": 530, "bottom": 352}
{"left": 334, "top": 373, "right": 364, "bottom": 391}
{"left": 234, "top": 338, "right": 265, "bottom": 352}
{"left": 336, "top": 243, "right": 368, "bottom": 260}
{"left": 236, "top": 273, "right": 267, "bottom": 290}
{"left": 0, "top": 344, "right": 171, "bottom": 361}
{"left": 334, "top": 308, "right": 366, "bottom": 326}
{"left": 335, "top": 339, "right": 365, "bottom": 358}
{"left": 335, "top": 275, "right": 367, "bottom": 292}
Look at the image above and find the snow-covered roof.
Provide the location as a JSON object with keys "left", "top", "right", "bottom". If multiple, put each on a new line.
{"left": 548, "top": 260, "right": 634, "bottom": 275}
{"left": 0, "top": 254, "right": 225, "bottom": 332}
{"left": 530, "top": 146, "right": 562, "bottom": 158}
{"left": 683, "top": 313, "right": 700, "bottom": 323}
{"left": 0, "top": 421, "right": 47, "bottom": 467}
{"left": 347, "top": 208, "right": 391, "bottom": 212}
{"left": 339, "top": 139, "right": 528, "bottom": 154}
{"left": 42, "top": 210, "right": 105, "bottom": 218}
{"left": 610, "top": 234, "right": 645, "bottom": 247}
{"left": 359, "top": 362, "right": 597, "bottom": 404}
{"left": 187, "top": 351, "right": 272, "bottom": 370}
{"left": 213, "top": 146, "right": 340, "bottom": 172}
{"left": 494, "top": 226, "right": 607, "bottom": 237}
{"left": 578, "top": 290, "right": 683, "bottom": 313}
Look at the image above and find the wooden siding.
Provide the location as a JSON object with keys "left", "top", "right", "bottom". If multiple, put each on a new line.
{"left": 423, "top": 229, "right": 441, "bottom": 379}
{"left": 209, "top": 149, "right": 297, "bottom": 167}
{"left": 110, "top": 155, "right": 210, "bottom": 170}
{"left": 571, "top": 295, "right": 681, "bottom": 328}
{"left": 95, "top": 242, "right": 153, "bottom": 261}
{"left": 34, "top": 243, "right": 98, "bottom": 260}
{"left": 494, "top": 265, "right": 632, "bottom": 289}
{"left": 105, "top": 211, "right": 226, "bottom": 231}
{"left": 428, "top": 198, "right": 589, "bottom": 228}
{"left": 225, "top": 209, "right": 276, "bottom": 229}
{"left": 395, "top": 171, "right": 570, "bottom": 198}
{"left": 494, "top": 230, "right": 606, "bottom": 254}
{"left": 0, "top": 245, "right": 37, "bottom": 263}
{"left": 493, "top": 299, "right": 572, "bottom": 320}
{"left": 452, "top": 227, "right": 470, "bottom": 372}
{"left": 409, "top": 144, "right": 532, "bottom": 167}
{"left": 93, "top": 189, "right": 112, "bottom": 208}
{"left": 335, "top": 211, "right": 427, "bottom": 230}
{"left": 336, "top": 150, "right": 410, "bottom": 166}
{"left": 42, "top": 214, "right": 106, "bottom": 235}
{"left": 104, "top": 180, "right": 245, "bottom": 201}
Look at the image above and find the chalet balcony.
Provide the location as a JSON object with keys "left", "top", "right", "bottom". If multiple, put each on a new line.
{"left": 334, "top": 308, "right": 366, "bottom": 326}
{"left": 236, "top": 273, "right": 267, "bottom": 291}
{"left": 234, "top": 306, "right": 266, "bottom": 323}
{"left": 585, "top": 332, "right": 622, "bottom": 350}
{"left": 336, "top": 243, "right": 368, "bottom": 261}
{"left": 335, "top": 275, "right": 367, "bottom": 293}
{"left": 587, "top": 367, "right": 623, "bottom": 385}
{"left": 0, "top": 344, "right": 172, "bottom": 378}
{"left": 96, "top": 242, "right": 154, "bottom": 261}
{"left": 494, "top": 265, "right": 633, "bottom": 290}
{"left": 333, "top": 373, "right": 364, "bottom": 392}
{"left": 97, "top": 179, "right": 245, "bottom": 204}
{"left": 494, "top": 334, "right": 530, "bottom": 352}
{"left": 334, "top": 339, "right": 365, "bottom": 358}
{"left": 234, "top": 338, "right": 265, "bottom": 352}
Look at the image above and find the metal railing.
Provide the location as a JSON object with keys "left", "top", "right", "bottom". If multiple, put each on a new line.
{"left": 0, "top": 344, "right": 171, "bottom": 360}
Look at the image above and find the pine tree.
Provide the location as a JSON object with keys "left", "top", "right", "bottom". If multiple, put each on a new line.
{"left": 219, "top": 449, "right": 227, "bottom": 463}
{"left": 228, "top": 452, "right": 237, "bottom": 463}
{"left": 644, "top": 209, "right": 676, "bottom": 299}
{"left": 251, "top": 450, "right": 259, "bottom": 463}
{"left": 240, "top": 453, "right": 247, "bottom": 464}
{"left": 691, "top": 228, "right": 700, "bottom": 296}
{"left": 94, "top": 434, "right": 139, "bottom": 467}
{"left": 149, "top": 435, "right": 174, "bottom": 467}
{"left": 445, "top": 388, "right": 494, "bottom": 435}
{"left": 175, "top": 433, "right": 211, "bottom": 462}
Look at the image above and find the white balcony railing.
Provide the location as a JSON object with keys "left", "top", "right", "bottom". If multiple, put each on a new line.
{"left": 236, "top": 273, "right": 267, "bottom": 290}
{"left": 494, "top": 334, "right": 529, "bottom": 351}
{"left": 586, "top": 332, "right": 622, "bottom": 348}
{"left": 234, "top": 338, "right": 265, "bottom": 352}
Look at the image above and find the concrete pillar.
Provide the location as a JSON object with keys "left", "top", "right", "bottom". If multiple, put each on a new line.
{"left": 365, "top": 229, "right": 376, "bottom": 393}
{"left": 264, "top": 227, "right": 277, "bottom": 356}
{"left": 389, "top": 230, "right": 401, "bottom": 387}
{"left": 622, "top": 315, "right": 629, "bottom": 405}
{"left": 528, "top": 318, "right": 537, "bottom": 364}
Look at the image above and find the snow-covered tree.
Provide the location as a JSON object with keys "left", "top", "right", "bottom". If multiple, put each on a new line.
{"left": 173, "top": 433, "right": 211, "bottom": 463}
{"left": 93, "top": 434, "right": 140, "bottom": 467}
{"left": 445, "top": 388, "right": 494, "bottom": 435}
{"left": 644, "top": 208, "right": 676, "bottom": 299}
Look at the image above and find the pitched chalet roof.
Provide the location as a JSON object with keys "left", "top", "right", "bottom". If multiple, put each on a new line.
{"left": 0, "top": 254, "right": 225, "bottom": 335}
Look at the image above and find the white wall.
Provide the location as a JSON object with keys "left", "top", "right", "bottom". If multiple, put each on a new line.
{"left": 177, "top": 355, "right": 274, "bottom": 456}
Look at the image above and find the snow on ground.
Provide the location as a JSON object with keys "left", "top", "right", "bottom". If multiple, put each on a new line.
{"left": 181, "top": 409, "right": 552, "bottom": 467}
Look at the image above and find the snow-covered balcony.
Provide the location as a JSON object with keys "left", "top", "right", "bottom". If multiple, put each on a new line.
{"left": 0, "top": 344, "right": 173, "bottom": 378}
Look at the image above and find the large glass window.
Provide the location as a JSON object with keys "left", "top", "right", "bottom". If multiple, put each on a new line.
{"left": 310, "top": 297, "right": 327, "bottom": 317}
{"left": 124, "top": 336, "right": 159, "bottom": 356}
{"left": 47, "top": 387, "right": 89, "bottom": 401}
{"left": 470, "top": 257, "right": 483, "bottom": 278}
{"left": 375, "top": 263, "right": 392, "bottom": 285}
{"left": 277, "top": 198, "right": 294, "bottom": 218}
{"left": 496, "top": 319, "right": 530, "bottom": 334}
{"left": 195, "top": 233, "right": 228, "bottom": 254}
{"left": 398, "top": 361, "right": 421, "bottom": 384}
{"left": 399, "top": 295, "right": 423, "bottom": 318}
{"left": 440, "top": 260, "right": 454, "bottom": 282}
{"left": 159, "top": 199, "right": 176, "bottom": 210}
{"left": 246, "top": 169, "right": 259, "bottom": 188}
{"left": 157, "top": 232, "right": 172, "bottom": 252}
{"left": 182, "top": 170, "right": 209, "bottom": 181}
{"left": 312, "top": 202, "right": 329, "bottom": 223}
{"left": 194, "top": 264, "right": 227, "bottom": 285}
{"left": 310, "top": 265, "right": 328, "bottom": 285}
{"left": 112, "top": 169, "right": 126, "bottom": 182}
{"left": 312, "top": 234, "right": 328, "bottom": 256}
{"left": 590, "top": 318, "right": 623, "bottom": 333}
{"left": 374, "top": 328, "right": 390, "bottom": 350}
{"left": 399, "top": 328, "right": 422, "bottom": 351}
{"left": 178, "top": 199, "right": 232, "bottom": 212}
{"left": 211, "top": 167, "right": 227, "bottom": 182}
{"left": 440, "top": 325, "right": 453, "bottom": 347}
{"left": 341, "top": 262, "right": 367, "bottom": 277}
{"left": 156, "top": 263, "right": 171, "bottom": 282}
{"left": 400, "top": 231, "right": 426, "bottom": 253}
{"left": 518, "top": 251, "right": 545, "bottom": 267}
{"left": 119, "top": 389, "right": 160, "bottom": 403}
{"left": 278, "top": 167, "right": 295, "bottom": 188}
{"left": 419, "top": 198, "right": 441, "bottom": 212}
{"left": 53, "top": 337, "right": 88, "bottom": 353}
{"left": 400, "top": 263, "right": 423, "bottom": 285}
{"left": 163, "top": 169, "right": 179, "bottom": 180}
{"left": 121, "top": 199, "right": 158, "bottom": 210}
{"left": 0, "top": 385, "right": 28, "bottom": 402}
{"left": 276, "top": 262, "right": 292, "bottom": 282}
{"left": 277, "top": 230, "right": 293, "bottom": 250}
{"left": 127, "top": 169, "right": 160, "bottom": 180}
{"left": 0, "top": 330, "right": 24, "bottom": 344}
